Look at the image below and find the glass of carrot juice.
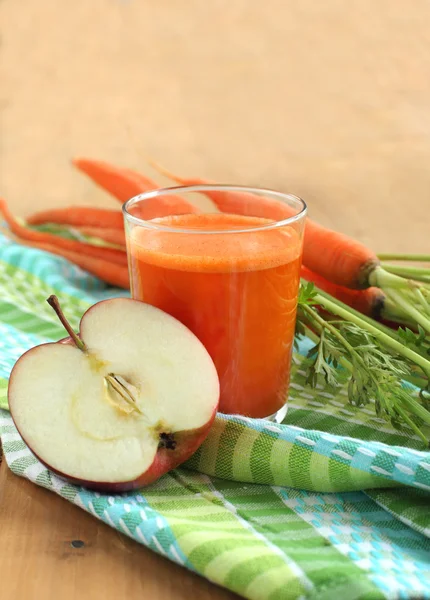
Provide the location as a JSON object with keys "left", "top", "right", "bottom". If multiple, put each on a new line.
{"left": 123, "top": 185, "right": 307, "bottom": 421}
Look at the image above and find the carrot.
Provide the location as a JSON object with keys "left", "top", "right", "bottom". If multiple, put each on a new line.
{"left": 301, "top": 266, "right": 385, "bottom": 319}
{"left": 150, "top": 162, "right": 294, "bottom": 220}
{"left": 27, "top": 206, "right": 124, "bottom": 229}
{"left": 0, "top": 200, "right": 127, "bottom": 266}
{"left": 76, "top": 226, "right": 126, "bottom": 247}
{"left": 130, "top": 192, "right": 201, "bottom": 220}
{"left": 73, "top": 158, "right": 201, "bottom": 218}
{"left": 73, "top": 157, "right": 156, "bottom": 203}
{"left": 152, "top": 164, "right": 379, "bottom": 290}
{"left": 10, "top": 237, "right": 129, "bottom": 289}
{"left": 301, "top": 221, "right": 379, "bottom": 290}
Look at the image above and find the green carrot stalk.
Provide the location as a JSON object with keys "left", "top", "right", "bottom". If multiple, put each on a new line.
{"left": 315, "top": 292, "right": 430, "bottom": 378}
{"left": 381, "top": 263, "right": 430, "bottom": 283}
{"left": 378, "top": 253, "right": 430, "bottom": 262}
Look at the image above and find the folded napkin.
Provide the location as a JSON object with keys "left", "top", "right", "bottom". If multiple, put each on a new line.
{"left": 0, "top": 234, "right": 429, "bottom": 600}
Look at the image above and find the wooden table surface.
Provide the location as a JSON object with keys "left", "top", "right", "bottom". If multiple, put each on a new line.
{"left": 1, "top": 1, "right": 430, "bottom": 599}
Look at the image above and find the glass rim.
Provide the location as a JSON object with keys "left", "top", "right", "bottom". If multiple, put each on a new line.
{"left": 122, "top": 184, "right": 307, "bottom": 234}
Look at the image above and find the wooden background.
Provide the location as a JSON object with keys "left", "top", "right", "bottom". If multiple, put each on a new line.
{"left": 0, "top": 1, "right": 429, "bottom": 598}
{"left": 2, "top": 1, "right": 430, "bottom": 248}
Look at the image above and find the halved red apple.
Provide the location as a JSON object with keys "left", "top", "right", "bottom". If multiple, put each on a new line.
{"left": 8, "top": 296, "right": 219, "bottom": 491}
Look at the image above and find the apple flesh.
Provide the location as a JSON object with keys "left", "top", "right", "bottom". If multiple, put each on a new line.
{"left": 8, "top": 297, "right": 219, "bottom": 491}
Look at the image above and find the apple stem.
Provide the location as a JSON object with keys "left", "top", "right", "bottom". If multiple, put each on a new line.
{"left": 47, "top": 295, "right": 88, "bottom": 352}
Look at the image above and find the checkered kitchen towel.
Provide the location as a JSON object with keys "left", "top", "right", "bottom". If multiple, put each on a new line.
{"left": 0, "top": 233, "right": 429, "bottom": 600}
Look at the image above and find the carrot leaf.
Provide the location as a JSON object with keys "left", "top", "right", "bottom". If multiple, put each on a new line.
{"left": 298, "top": 281, "right": 318, "bottom": 305}
{"left": 397, "top": 326, "right": 430, "bottom": 358}
{"left": 297, "top": 283, "right": 430, "bottom": 446}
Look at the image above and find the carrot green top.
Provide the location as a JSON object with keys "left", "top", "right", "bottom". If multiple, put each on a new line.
{"left": 129, "top": 213, "right": 302, "bottom": 273}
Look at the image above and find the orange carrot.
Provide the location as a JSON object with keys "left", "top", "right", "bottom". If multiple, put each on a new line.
{"left": 76, "top": 226, "right": 126, "bottom": 247}
{"left": 0, "top": 200, "right": 127, "bottom": 266}
{"left": 131, "top": 193, "right": 200, "bottom": 220}
{"left": 73, "top": 158, "right": 201, "bottom": 218}
{"left": 11, "top": 237, "right": 129, "bottom": 289}
{"left": 150, "top": 163, "right": 293, "bottom": 220}
{"left": 73, "top": 157, "right": 156, "bottom": 203}
{"left": 152, "top": 164, "right": 379, "bottom": 290}
{"left": 27, "top": 206, "right": 124, "bottom": 229}
{"left": 301, "top": 266, "right": 385, "bottom": 319}
{"left": 302, "top": 221, "right": 379, "bottom": 289}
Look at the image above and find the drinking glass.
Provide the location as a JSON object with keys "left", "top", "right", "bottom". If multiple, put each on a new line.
{"left": 123, "top": 185, "right": 306, "bottom": 421}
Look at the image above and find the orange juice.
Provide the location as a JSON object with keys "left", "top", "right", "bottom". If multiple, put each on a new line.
{"left": 128, "top": 213, "right": 302, "bottom": 418}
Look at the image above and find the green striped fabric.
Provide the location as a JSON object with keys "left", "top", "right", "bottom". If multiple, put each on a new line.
{"left": 0, "top": 234, "right": 429, "bottom": 599}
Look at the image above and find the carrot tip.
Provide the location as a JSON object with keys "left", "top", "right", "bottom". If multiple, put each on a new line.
{"left": 147, "top": 159, "right": 183, "bottom": 183}
{"left": 71, "top": 157, "right": 87, "bottom": 169}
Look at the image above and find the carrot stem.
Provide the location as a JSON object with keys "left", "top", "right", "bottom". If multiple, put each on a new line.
{"left": 300, "top": 289, "right": 430, "bottom": 438}
{"left": 384, "top": 288, "right": 430, "bottom": 334}
{"left": 381, "top": 263, "right": 430, "bottom": 282}
{"left": 399, "top": 393, "right": 430, "bottom": 426}
{"left": 303, "top": 324, "right": 321, "bottom": 345}
{"left": 395, "top": 405, "right": 428, "bottom": 445}
{"left": 302, "top": 314, "right": 353, "bottom": 374}
{"left": 368, "top": 266, "right": 430, "bottom": 333}
{"left": 413, "top": 288, "right": 430, "bottom": 313}
{"left": 304, "top": 304, "right": 430, "bottom": 440}
{"left": 378, "top": 253, "right": 430, "bottom": 262}
{"left": 369, "top": 267, "right": 412, "bottom": 290}
{"left": 313, "top": 292, "right": 430, "bottom": 378}
{"left": 312, "top": 287, "right": 400, "bottom": 339}
{"left": 307, "top": 279, "right": 415, "bottom": 332}
{"left": 302, "top": 304, "right": 366, "bottom": 367}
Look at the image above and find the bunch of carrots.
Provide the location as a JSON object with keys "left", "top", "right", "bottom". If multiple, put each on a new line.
{"left": 1, "top": 157, "right": 428, "bottom": 329}
{"left": 1, "top": 157, "right": 430, "bottom": 441}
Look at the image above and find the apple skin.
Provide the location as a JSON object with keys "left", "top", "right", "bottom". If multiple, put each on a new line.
{"left": 8, "top": 329, "right": 219, "bottom": 492}
{"left": 16, "top": 407, "right": 218, "bottom": 493}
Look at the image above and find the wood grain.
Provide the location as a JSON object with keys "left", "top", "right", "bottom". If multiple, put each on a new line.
{"left": 0, "top": 0, "right": 429, "bottom": 598}
{"left": 0, "top": 463, "right": 238, "bottom": 599}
